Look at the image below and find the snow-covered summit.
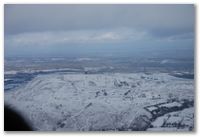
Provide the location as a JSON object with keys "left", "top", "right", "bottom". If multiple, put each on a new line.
{"left": 4, "top": 73, "right": 194, "bottom": 131}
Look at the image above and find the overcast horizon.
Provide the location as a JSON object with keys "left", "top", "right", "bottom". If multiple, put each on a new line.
{"left": 4, "top": 4, "right": 195, "bottom": 58}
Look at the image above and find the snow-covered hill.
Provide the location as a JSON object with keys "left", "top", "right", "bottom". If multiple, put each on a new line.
{"left": 4, "top": 73, "right": 194, "bottom": 131}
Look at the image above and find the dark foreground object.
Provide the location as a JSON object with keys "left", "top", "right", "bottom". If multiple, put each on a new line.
{"left": 4, "top": 106, "right": 32, "bottom": 131}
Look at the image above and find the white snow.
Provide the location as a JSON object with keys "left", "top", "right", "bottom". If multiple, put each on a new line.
{"left": 4, "top": 73, "right": 194, "bottom": 131}
{"left": 4, "top": 71, "right": 18, "bottom": 75}
{"left": 159, "top": 102, "right": 182, "bottom": 108}
{"left": 149, "top": 107, "right": 194, "bottom": 131}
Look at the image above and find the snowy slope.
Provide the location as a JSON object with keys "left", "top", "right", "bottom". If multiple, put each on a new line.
{"left": 4, "top": 73, "right": 194, "bottom": 131}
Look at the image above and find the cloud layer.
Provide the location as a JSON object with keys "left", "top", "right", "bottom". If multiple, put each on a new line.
{"left": 5, "top": 28, "right": 194, "bottom": 47}
{"left": 5, "top": 5, "right": 194, "bottom": 35}
{"left": 4, "top": 4, "right": 195, "bottom": 57}
{"left": 5, "top": 28, "right": 152, "bottom": 46}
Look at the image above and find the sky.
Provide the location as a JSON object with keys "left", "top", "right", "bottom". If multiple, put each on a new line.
{"left": 4, "top": 4, "right": 195, "bottom": 58}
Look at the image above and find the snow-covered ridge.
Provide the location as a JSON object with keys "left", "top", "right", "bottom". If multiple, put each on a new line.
{"left": 4, "top": 73, "right": 194, "bottom": 131}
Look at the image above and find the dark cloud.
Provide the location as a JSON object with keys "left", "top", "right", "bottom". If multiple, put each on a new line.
{"left": 4, "top": 4, "right": 195, "bottom": 57}
{"left": 5, "top": 4, "right": 195, "bottom": 36}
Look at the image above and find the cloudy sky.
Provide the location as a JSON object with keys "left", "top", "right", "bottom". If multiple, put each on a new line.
{"left": 4, "top": 4, "right": 195, "bottom": 58}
